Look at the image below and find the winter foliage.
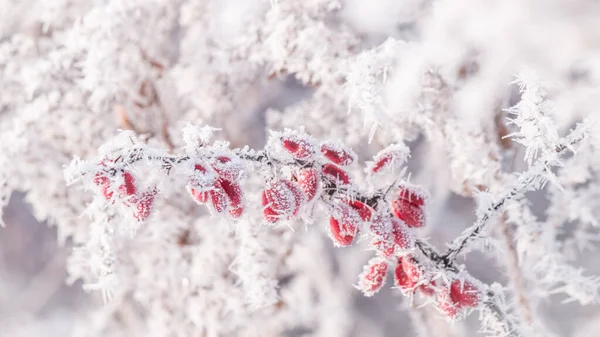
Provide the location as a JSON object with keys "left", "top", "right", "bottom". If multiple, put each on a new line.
{"left": 3, "top": 0, "right": 600, "bottom": 336}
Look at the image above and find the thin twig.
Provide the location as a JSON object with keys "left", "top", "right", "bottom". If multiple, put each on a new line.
{"left": 441, "top": 130, "right": 587, "bottom": 264}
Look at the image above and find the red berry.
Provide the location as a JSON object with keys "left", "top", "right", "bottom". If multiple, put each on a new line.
{"left": 210, "top": 155, "right": 243, "bottom": 182}
{"left": 209, "top": 184, "right": 228, "bottom": 214}
{"left": 133, "top": 189, "right": 157, "bottom": 222}
{"left": 372, "top": 155, "right": 392, "bottom": 174}
{"left": 397, "top": 186, "right": 425, "bottom": 207}
{"left": 321, "top": 163, "right": 350, "bottom": 185}
{"left": 449, "top": 279, "right": 481, "bottom": 308}
{"left": 320, "top": 142, "right": 355, "bottom": 166}
{"left": 189, "top": 180, "right": 229, "bottom": 213}
{"left": 118, "top": 172, "right": 137, "bottom": 198}
{"left": 262, "top": 180, "right": 302, "bottom": 223}
{"left": 342, "top": 199, "right": 373, "bottom": 221}
{"left": 394, "top": 257, "right": 420, "bottom": 292}
{"left": 329, "top": 203, "right": 361, "bottom": 247}
{"left": 438, "top": 290, "right": 460, "bottom": 318}
{"left": 281, "top": 136, "right": 314, "bottom": 160}
{"left": 391, "top": 199, "right": 425, "bottom": 228}
{"left": 94, "top": 173, "right": 113, "bottom": 201}
{"left": 370, "top": 216, "right": 413, "bottom": 256}
{"left": 188, "top": 187, "right": 209, "bottom": 204}
{"left": 419, "top": 282, "right": 436, "bottom": 297}
{"left": 357, "top": 258, "right": 388, "bottom": 296}
{"left": 281, "top": 180, "right": 306, "bottom": 216}
{"left": 329, "top": 217, "right": 356, "bottom": 246}
{"left": 371, "top": 144, "right": 410, "bottom": 174}
{"left": 297, "top": 168, "right": 319, "bottom": 202}
{"left": 187, "top": 164, "right": 218, "bottom": 204}
{"left": 220, "top": 179, "right": 244, "bottom": 218}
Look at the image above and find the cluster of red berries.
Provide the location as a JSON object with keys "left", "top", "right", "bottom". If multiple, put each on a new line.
{"left": 265, "top": 134, "right": 425, "bottom": 252}
{"left": 90, "top": 131, "right": 482, "bottom": 319}
{"left": 94, "top": 165, "right": 157, "bottom": 222}
{"left": 261, "top": 134, "right": 356, "bottom": 224}
{"left": 186, "top": 155, "right": 245, "bottom": 218}
{"left": 358, "top": 255, "right": 482, "bottom": 317}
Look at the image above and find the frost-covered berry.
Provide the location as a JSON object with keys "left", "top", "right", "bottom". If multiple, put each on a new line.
{"left": 321, "top": 163, "right": 350, "bottom": 185}
{"left": 449, "top": 279, "right": 482, "bottom": 308}
{"left": 394, "top": 256, "right": 435, "bottom": 296}
{"left": 357, "top": 258, "right": 388, "bottom": 296}
{"left": 436, "top": 279, "right": 482, "bottom": 318}
{"left": 187, "top": 164, "right": 218, "bottom": 204}
{"left": 329, "top": 203, "right": 361, "bottom": 246}
{"left": 391, "top": 186, "right": 427, "bottom": 228}
{"left": 397, "top": 186, "right": 426, "bottom": 207}
{"left": 118, "top": 172, "right": 137, "bottom": 199}
{"left": 209, "top": 183, "right": 229, "bottom": 214}
{"left": 370, "top": 143, "right": 410, "bottom": 174}
{"left": 281, "top": 180, "right": 306, "bottom": 215}
{"left": 220, "top": 179, "right": 244, "bottom": 218}
{"left": 280, "top": 135, "right": 314, "bottom": 160}
{"left": 370, "top": 216, "right": 413, "bottom": 256}
{"left": 297, "top": 168, "right": 319, "bottom": 202}
{"left": 437, "top": 290, "right": 460, "bottom": 318}
{"left": 188, "top": 186, "right": 209, "bottom": 204}
{"left": 94, "top": 173, "right": 113, "bottom": 201}
{"left": 133, "top": 188, "right": 157, "bottom": 222}
{"left": 320, "top": 142, "right": 356, "bottom": 166}
{"left": 342, "top": 199, "right": 373, "bottom": 221}
{"left": 189, "top": 163, "right": 218, "bottom": 188}
{"left": 262, "top": 179, "right": 303, "bottom": 223}
{"left": 394, "top": 256, "right": 420, "bottom": 293}
{"left": 211, "top": 155, "right": 243, "bottom": 182}
{"left": 391, "top": 199, "right": 424, "bottom": 228}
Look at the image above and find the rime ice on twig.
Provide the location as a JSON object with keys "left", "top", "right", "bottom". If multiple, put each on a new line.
{"left": 442, "top": 124, "right": 589, "bottom": 264}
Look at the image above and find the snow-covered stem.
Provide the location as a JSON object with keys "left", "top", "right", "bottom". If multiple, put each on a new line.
{"left": 442, "top": 126, "right": 588, "bottom": 264}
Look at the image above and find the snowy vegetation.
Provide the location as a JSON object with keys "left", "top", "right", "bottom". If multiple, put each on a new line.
{"left": 2, "top": 1, "right": 600, "bottom": 336}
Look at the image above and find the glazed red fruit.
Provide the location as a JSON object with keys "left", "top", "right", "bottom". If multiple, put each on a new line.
{"left": 321, "top": 164, "right": 350, "bottom": 185}
{"left": 297, "top": 168, "right": 319, "bottom": 202}
{"left": 262, "top": 180, "right": 302, "bottom": 223}
{"left": 358, "top": 259, "right": 388, "bottom": 296}
{"left": 329, "top": 204, "right": 361, "bottom": 246}
{"left": 342, "top": 199, "right": 373, "bottom": 221}
{"left": 211, "top": 156, "right": 242, "bottom": 182}
{"left": 438, "top": 290, "right": 460, "bottom": 318}
{"left": 219, "top": 179, "right": 244, "bottom": 218}
{"left": 395, "top": 257, "right": 420, "bottom": 292}
{"left": 449, "top": 279, "right": 481, "bottom": 307}
{"left": 370, "top": 217, "right": 413, "bottom": 256}
{"left": 133, "top": 189, "right": 157, "bottom": 222}
{"left": 329, "top": 217, "right": 356, "bottom": 246}
{"left": 188, "top": 187, "right": 209, "bottom": 204}
{"left": 391, "top": 187, "right": 426, "bottom": 228}
{"left": 209, "top": 183, "right": 229, "bottom": 213}
{"left": 397, "top": 187, "right": 425, "bottom": 206}
{"left": 281, "top": 180, "right": 306, "bottom": 216}
{"left": 391, "top": 199, "right": 424, "bottom": 228}
{"left": 281, "top": 136, "right": 314, "bottom": 160}
{"left": 419, "top": 281, "right": 436, "bottom": 297}
{"left": 371, "top": 144, "right": 410, "bottom": 174}
{"left": 372, "top": 154, "right": 392, "bottom": 173}
{"left": 320, "top": 143, "right": 355, "bottom": 166}
{"left": 118, "top": 172, "right": 137, "bottom": 199}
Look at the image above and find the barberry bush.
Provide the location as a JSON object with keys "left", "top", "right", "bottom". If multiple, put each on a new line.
{"left": 3, "top": 1, "right": 600, "bottom": 337}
